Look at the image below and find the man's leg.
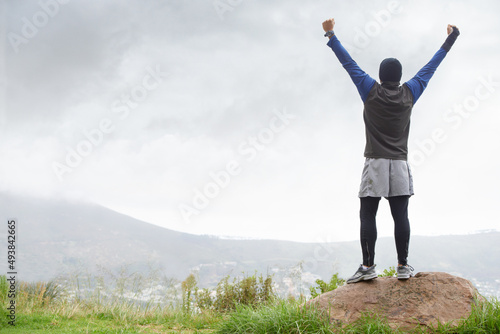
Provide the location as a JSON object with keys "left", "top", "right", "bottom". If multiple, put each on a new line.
{"left": 360, "top": 196, "right": 381, "bottom": 267}
{"left": 347, "top": 196, "right": 380, "bottom": 284}
{"left": 388, "top": 196, "right": 410, "bottom": 266}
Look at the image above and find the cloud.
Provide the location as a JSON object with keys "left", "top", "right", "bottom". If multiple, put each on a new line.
{"left": 1, "top": 0, "right": 499, "bottom": 242}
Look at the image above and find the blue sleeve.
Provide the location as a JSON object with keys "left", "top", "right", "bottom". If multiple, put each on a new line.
{"left": 327, "top": 36, "right": 376, "bottom": 103}
{"left": 404, "top": 48, "right": 447, "bottom": 104}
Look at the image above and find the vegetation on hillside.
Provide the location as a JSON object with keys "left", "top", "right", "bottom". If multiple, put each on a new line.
{"left": 0, "top": 268, "right": 499, "bottom": 333}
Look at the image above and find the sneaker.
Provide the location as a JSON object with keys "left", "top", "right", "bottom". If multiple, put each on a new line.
{"left": 397, "top": 264, "right": 415, "bottom": 280}
{"left": 347, "top": 264, "right": 377, "bottom": 284}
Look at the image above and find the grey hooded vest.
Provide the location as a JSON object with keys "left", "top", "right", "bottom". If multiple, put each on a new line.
{"left": 363, "top": 81, "right": 414, "bottom": 160}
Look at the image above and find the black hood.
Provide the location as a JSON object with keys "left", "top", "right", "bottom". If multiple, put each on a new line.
{"left": 379, "top": 58, "right": 402, "bottom": 83}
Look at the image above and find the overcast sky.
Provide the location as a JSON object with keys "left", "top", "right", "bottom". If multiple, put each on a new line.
{"left": 1, "top": 0, "right": 499, "bottom": 243}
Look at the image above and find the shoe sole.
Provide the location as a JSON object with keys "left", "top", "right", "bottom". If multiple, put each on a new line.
{"left": 347, "top": 273, "right": 378, "bottom": 284}
{"left": 397, "top": 273, "right": 414, "bottom": 280}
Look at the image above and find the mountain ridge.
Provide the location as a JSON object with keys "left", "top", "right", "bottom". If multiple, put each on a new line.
{"left": 0, "top": 192, "right": 499, "bottom": 297}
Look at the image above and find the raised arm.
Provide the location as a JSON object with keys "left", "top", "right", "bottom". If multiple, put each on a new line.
{"left": 404, "top": 25, "right": 460, "bottom": 104}
{"left": 323, "top": 18, "right": 376, "bottom": 103}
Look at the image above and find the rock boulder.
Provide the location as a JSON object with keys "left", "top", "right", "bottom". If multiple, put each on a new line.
{"left": 305, "top": 272, "right": 484, "bottom": 330}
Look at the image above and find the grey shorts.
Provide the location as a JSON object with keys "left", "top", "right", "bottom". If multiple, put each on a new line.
{"left": 358, "top": 158, "right": 414, "bottom": 198}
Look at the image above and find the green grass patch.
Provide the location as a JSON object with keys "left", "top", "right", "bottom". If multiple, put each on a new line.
{"left": 1, "top": 308, "right": 220, "bottom": 333}
{"left": 215, "top": 298, "right": 500, "bottom": 333}
{"left": 431, "top": 298, "right": 500, "bottom": 333}
{"left": 216, "top": 299, "right": 332, "bottom": 334}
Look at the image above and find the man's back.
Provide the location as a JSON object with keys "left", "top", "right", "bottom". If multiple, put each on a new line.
{"left": 363, "top": 82, "right": 414, "bottom": 160}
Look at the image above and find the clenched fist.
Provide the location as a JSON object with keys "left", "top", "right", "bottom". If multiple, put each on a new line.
{"left": 322, "top": 18, "right": 335, "bottom": 32}
{"left": 447, "top": 24, "right": 459, "bottom": 35}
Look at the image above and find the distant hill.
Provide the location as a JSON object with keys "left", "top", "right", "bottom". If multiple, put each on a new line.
{"left": 0, "top": 192, "right": 499, "bottom": 296}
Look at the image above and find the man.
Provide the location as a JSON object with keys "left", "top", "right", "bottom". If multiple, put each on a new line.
{"left": 321, "top": 18, "right": 460, "bottom": 283}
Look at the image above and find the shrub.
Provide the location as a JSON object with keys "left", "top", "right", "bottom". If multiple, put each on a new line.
{"left": 18, "top": 279, "right": 62, "bottom": 308}
{"left": 378, "top": 266, "right": 397, "bottom": 278}
{"left": 0, "top": 275, "right": 8, "bottom": 303}
{"left": 191, "top": 272, "right": 275, "bottom": 313}
{"left": 309, "top": 273, "right": 345, "bottom": 298}
{"left": 181, "top": 273, "right": 197, "bottom": 313}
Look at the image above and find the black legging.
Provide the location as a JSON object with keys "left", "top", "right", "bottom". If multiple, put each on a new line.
{"left": 360, "top": 196, "right": 410, "bottom": 267}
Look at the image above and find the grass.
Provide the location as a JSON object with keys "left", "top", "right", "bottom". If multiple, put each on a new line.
{"left": 432, "top": 298, "right": 500, "bottom": 333}
{"left": 0, "top": 269, "right": 221, "bottom": 333}
{"left": 0, "top": 310, "right": 219, "bottom": 333}
{"left": 218, "top": 298, "right": 500, "bottom": 333}
{"left": 217, "top": 299, "right": 332, "bottom": 334}
{"left": 1, "top": 271, "right": 499, "bottom": 333}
